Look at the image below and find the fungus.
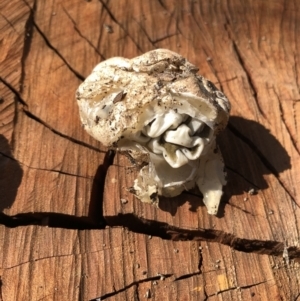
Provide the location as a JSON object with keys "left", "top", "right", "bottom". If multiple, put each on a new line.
{"left": 76, "top": 49, "right": 231, "bottom": 215}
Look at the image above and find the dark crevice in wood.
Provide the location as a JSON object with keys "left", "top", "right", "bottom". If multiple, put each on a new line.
{"left": 216, "top": 76, "right": 238, "bottom": 85}
{"left": 105, "top": 213, "right": 300, "bottom": 259}
{"left": 227, "top": 203, "right": 257, "bottom": 216}
{"left": 276, "top": 176, "right": 299, "bottom": 208}
{"left": 22, "top": 108, "right": 106, "bottom": 153}
{"left": 157, "top": 0, "right": 167, "bottom": 11}
{"left": 134, "top": 284, "right": 140, "bottom": 301}
{"left": 20, "top": 0, "right": 36, "bottom": 94}
{"left": 198, "top": 244, "right": 203, "bottom": 271}
{"left": 5, "top": 253, "right": 75, "bottom": 270}
{"left": 293, "top": 53, "right": 300, "bottom": 95}
{"left": 0, "top": 150, "right": 92, "bottom": 179}
{"left": 202, "top": 271, "right": 208, "bottom": 300}
{"left": 98, "top": 0, "right": 144, "bottom": 53}
{"left": 0, "top": 150, "right": 18, "bottom": 163}
{"left": 273, "top": 86, "right": 300, "bottom": 156}
{"left": 132, "top": 18, "right": 156, "bottom": 49}
{"left": 78, "top": 260, "right": 85, "bottom": 301}
{"left": 91, "top": 274, "right": 172, "bottom": 301}
{"left": 0, "top": 12, "right": 18, "bottom": 33}
{"left": 0, "top": 212, "right": 105, "bottom": 230}
{"left": 223, "top": 16, "right": 266, "bottom": 119}
{"left": 225, "top": 165, "right": 260, "bottom": 188}
{"left": 131, "top": 17, "right": 178, "bottom": 48}
{"left": 1, "top": 209, "right": 299, "bottom": 259}
{"left": 151, "top": 33, "right": 179, "bottom": 44}
{"left": 0, "top": 277, "right": 3, "bottom": 301}
{"left": 294, "top": 292, "right": 300, "bottom": 301}
{"left": 0, "top": 79, "right": 105, "bottom": 154}
{"left": 174, "top": 13, "right": 183, "bottom": 37}
{"left": 22, "top": 0, "right": 85, "bottom": 82}
{"left": 2, "top": 208, "right": 300, "bottom": 259}
{"left": 174, "top": 271, "right": 201, "bottom": 282}
{"left": 26, "top": 166, "right": 92, "bottom": 179}
{"left": 231, "top": 41, "right": 267, "bottom": 117}
{"left": 0, "top": 77, "right": 28, "bottom": 107}
{"left": 62, "top": 6, "right": 106, "bottom": 61}
{"left": 0, "top": 151, "right": 115, "bottom": 228}
{"left": 33, "top": 22, "right": 85, "bottom": 81}
{"left": 207, "top": 280, "right": 268, "bottom": 297}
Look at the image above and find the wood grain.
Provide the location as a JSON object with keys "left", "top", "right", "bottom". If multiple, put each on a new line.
{"left": 1, "top": 0, "right": 300, "bottom": 300}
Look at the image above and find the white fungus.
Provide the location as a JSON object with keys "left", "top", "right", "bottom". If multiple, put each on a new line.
{"left": 76, "top": 49, "right": 231, "bottom": 215}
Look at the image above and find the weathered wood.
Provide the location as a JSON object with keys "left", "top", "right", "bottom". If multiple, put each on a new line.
{"left": 1, "top": 0, "right": 300, "bottom": 300}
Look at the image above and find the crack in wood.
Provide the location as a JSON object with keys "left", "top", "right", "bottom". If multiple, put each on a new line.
{"left": 231, "top": 41, "right": 267, "bottom": 118}
{"left": 22, "top": 0, "right": 85, "bottom": 82}
{"left": 0, "top": 277, "right": 3, "bottom": 301}
{"left": 225, "top": 165, "right": 260, "bottom": 188}
{"left": 134, "top": 284, "right": 140, "bottom": 301}
{"left": 62, "top": 5, "right": 106, "bottom": 61}
{"left": 223, "top": 16, "right": 267, "bottom": 118}
{"left": 25, "top": 166, "right": 92, "bottom": 179}
{"left": 2, "top": 38, "right": 104, "bottom": 185}
{"left": 215, "top": 76, "right": 238, "bottom": 85}
{"left": 202, "top": 271, "right": 208, "bottom": 300}
{"left": 90, "top": 274, "right": 172, "bottom": 301}
{"left": 98, "top": 0, "right": 144, "bottom": 53}
{"left": 4, "top": 253, "right": 75, "bottom": 270}
{"left": 294, "top": 292, "right": 300, "bottom": 301}
{"left": 0, "top": 77, "right": 28, "bottom": 107}
{"left": 198, "top": 244, "right": 203, "bottom": 271}
{"left": 0, "top": 77, "right": 106, "bottom": 155}
{"left": 151, "top": 33, "right": 179, "bottom": 44}
{"left": 227, "top": 203, "right": 257, "bottom": 216}
{"left": 157, "top": 0, "right": 167, "bottom": 11}
{"left": 1, "top": 209, "right": 299, "bottom": 259}
{"left": 268, "top": 88, "right": 300, "bottom": 217}
{"left": 207, "top": 280, "right": 268, "bottom": 297}
{"left": 273, "top": 85, "right": 300, "bottom": 156}
{"left": 32, "top": 21, "right": 85, "bottom": 81}
{"left": 23, "top": 108, "right": 106, "bottom": 154}
{"left": 0, "top": 212, "right": 104, "bottom": 229}
{"left": 20, "top": 0, "right": 36, "bottom": 94}
{"left": 0, "top": 276, "right": 3, "bottom": 301}
{"left": 174, "top": 271, "right": 201, "bottom": 282}
{"left": 1, "top": 150, "right": 92, "bottom": 179}
{"left": 0, "top": 190, "right": 298, "bottom": 262}
{"left": 132, "top": 18, "right": 156, "bottom": 48}
{"left": 104, "top": 213, "right": 300, "bottom": 259}
{"left": 0, "top": 149, "right": 115, "bottom": 228}
{"left": 293, "top": 53, "right": 300, "bottom": 95}
{"left": 0, "top": 12, "right": 18, "bottom": 33}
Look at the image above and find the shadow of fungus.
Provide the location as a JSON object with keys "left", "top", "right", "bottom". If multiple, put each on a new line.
{"left": 0, "top": 135, "right": 23, "bottom": 212}
{"left": 157, "top": 116, "right": 290, "bottom": 216}
{"left": 220, "top": 116, "right": 291, "bottom": 195}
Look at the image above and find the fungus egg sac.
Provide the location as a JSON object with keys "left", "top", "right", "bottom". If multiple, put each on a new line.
{"left": 76, "top": 49, "right": 231, "bottom": 215}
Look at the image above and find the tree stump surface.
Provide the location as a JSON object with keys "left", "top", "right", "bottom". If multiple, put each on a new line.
{"left": 1, "top": 0, "right": 300, "bottom": 300}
